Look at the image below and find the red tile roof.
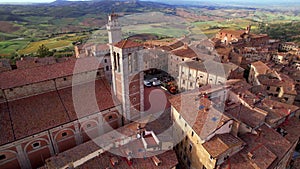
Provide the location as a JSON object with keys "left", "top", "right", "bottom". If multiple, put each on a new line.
{"left": 169, "top": 88, "right": 230, "bottom": 139}
{"left": 0, "top": 103, "right": 15, "bottom": 145}
{"left": 113, "top": 39, "right": 143, "bottom": 49}
{"left": 280, "top": 117, "right": 300, "bottom": 144}
{"left": 251, "top": 61, "right": 270, "bottom": 75}
{"left": 0, "top": 57, "right": 103, "bottom": 89}
{"left": 44, "top": 118, "right": 178, "bottom": 169}
{"left": 171, "top": 46, "right": 197, "bottom": 58}
{"left": 203, "top": 133, "right": 244, "bottom": 158}
{"left": 219, "top": 29, "right": 245, "bottom": 38}
{"left": 220, "top": 124, "right": 291, "bottom": 169}
{"left": 8, "top": 91, "right": 70, "bottom": 140}
{"left": 225, "top": 104, "right": 266, "bottom": 128}
{"left": 4, "top": 78, "right": 117, "bottom": 141}
{"left": 58, "top": 79, "right": 119, "bottom": 120}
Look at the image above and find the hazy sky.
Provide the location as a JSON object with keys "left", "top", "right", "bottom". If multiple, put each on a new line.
{"left": 0, "top": 0, "right": 299, "bottom": 4}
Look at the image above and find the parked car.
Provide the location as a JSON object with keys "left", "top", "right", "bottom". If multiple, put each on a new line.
{"left": 144, "top": 80, "right": 152, "bottom": 87}
{"left": 152, "top": 79, "right": 161, "bottom": 86}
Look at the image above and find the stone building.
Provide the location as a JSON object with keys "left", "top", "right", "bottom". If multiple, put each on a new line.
{"left": 170, "top": 79, "right": 300, "bottom": 169}
{"left": 0, "top": 57, "right": 122, "bottom": 169}
{"left": 178, "top": 59, "right": 244, "bottom": 91}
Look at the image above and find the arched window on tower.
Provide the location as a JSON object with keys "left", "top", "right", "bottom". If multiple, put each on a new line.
{"left": 117, "top": 53, "right": 120, "bottom": 72}
{"left": 128, "top": 53, "right": 132, "bottom": 73}
{"left": 113, "top": 52, "right": 117, "bottom": 71}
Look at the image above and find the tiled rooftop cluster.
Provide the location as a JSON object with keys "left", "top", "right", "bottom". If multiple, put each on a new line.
{"left": 169, "top": 78, "right": 300, "bottom": 169}
{"left": 43, "top": 114, "right": 178, "bottom": 169}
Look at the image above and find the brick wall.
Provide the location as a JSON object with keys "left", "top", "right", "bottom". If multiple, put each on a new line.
{"left": 4, "top": 80, "right": 56, "bottom": 101}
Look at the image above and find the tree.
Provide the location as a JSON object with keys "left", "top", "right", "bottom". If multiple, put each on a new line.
{"left": 36, "top": 44, "right": 52, "bottom": 57}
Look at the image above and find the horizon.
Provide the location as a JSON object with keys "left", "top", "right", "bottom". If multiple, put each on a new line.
{"left": 0, "top": 0, "right": 299, "bottom": 5}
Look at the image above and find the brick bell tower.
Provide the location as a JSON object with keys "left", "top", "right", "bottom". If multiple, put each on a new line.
{"left": 107, "top": 13, "right": 144, "bottom": 124}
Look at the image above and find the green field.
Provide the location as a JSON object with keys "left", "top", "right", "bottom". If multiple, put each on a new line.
{"left": 0, "top": 39, "right": 29, "bottom": 56}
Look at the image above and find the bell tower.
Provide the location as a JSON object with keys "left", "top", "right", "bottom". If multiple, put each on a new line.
{"left": 107, "top": 13, "right": 144, "bottom": 124}
{"left": 107, "top": 12, "right": 122, "bottom": 44}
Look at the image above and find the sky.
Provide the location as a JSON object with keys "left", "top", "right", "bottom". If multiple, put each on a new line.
{"left": 0, "top": 0, "right": 299, "bottom": 4}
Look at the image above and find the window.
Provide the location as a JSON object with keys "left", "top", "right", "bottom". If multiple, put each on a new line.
{"left": 189, "top": 144, "right": 192, "bottom": 152}
{"left": 63, "top": 77, "right": 67, "bottom": 81}
{"left": 108, "top": 115, "right": 113, "bottom": 120}
{"left": 191, "top": 131, "right": 194, "bottom": 137}
{"left": 183, "top": 80, "right": 185, "bottom": 84}
{"left": 185, "top": 136, "right": 188, "bottom": 141}
{"left": 182, "top": 59, "right": 184, "bottom": 61}
{"left": 104, "top": 59, "right": 107, "bottom": 63}
{"left": 106, "top": 66, "right": 109, "bottom": 71}
{"left": 185, "top": 123, "right": 187, "bottom": 127}
{"left": 62, "top": 132, "right": 67, "bottom": 137}
{"left": 190, "top": 82, "right": 193, "bottom": 87}
{"left": 32, "top": 142, "right": 41, "bottom": 149}
{"left": 0, "top": 154, "right": 6, "bottom": 161}
{"left": 97, "top": 72, "right": 100, "bottom": 76}
{"left": 200, "top": 75, "right": 203, "bottom": 78}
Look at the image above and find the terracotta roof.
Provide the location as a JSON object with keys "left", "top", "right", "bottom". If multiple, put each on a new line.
{"left": 280, "top": 117, "right": 300, "bottom": 144}
{"left": 219, "top": 29, "right": 245, "bottom": 38}
{"left": 256, "top": 99, "right": 299, "bottom": 126}
{"left": 203, "top": 133, "right": 244, "bottom": 158}
{"left": 4, "top": 78, "right": 117, "bottom": 141}
{"left": 0, "top": 57, "right": 103, "bottom": 89}
{"left": 220, "top": 124, "right": 291, "bottom": 169}
{"left": 8, "top": 91, "right": 70, "bottom": 140}
{"left": 95, "top": 44, "right": 109, "bottom": 51}
{"left": 171, "top": 46, "right": 197, "bottom": 58}
{"left": 44, "top": 117, "right": 177, "bottom": 168}
{"left": 0, "top": 103, "right": 15, "bottom": 145}
{"left": 113, "top": 39, "right": 143, "bottom": 49}
{"left": 241, "top": 125, "right": 291, "bottom": 169}
{"left": 169, "top": 88, "right": 230, "bottom": 139}
{"left": 76, "top": 149, "right": 178, "bottom": 169}
{"left": 58, "top": 79, "right": 119, "bottom": 120}
{"left": 225, "top": 104, "right": 266, "bottom": 128}
{"left": 251, "top": 61, "right": 270, "bottom": 75}
{"left": 216, "top": 46, "right": 232, "bottom": 56}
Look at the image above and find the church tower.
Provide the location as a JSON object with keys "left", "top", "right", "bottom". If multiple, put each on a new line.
{"left": 107, "top": 13, "right": 144, "bottom": 124}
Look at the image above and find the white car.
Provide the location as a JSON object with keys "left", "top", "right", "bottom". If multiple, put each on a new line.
{"left": 144, "top": 80, "right": 152, "bottom": 87}
{"left": 152, "top": 80, "right": 161, "bottom": 86}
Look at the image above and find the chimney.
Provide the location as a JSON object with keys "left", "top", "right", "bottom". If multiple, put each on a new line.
{"left": 245, "top": 25, "right": 251, "bottom": 34}
{"left": 184, "top": 43, "right": 188, "bottom": 49}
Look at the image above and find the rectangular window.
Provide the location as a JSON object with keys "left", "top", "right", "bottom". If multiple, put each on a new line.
{"left": 191, "top": 131, "right": 194, "bottom": 137}
{"left": 189, "top": 144, "right": 192, "bottom": 152}
{"left": 190, "top": 82, "right": 193, "bottom": 87}
{"left": 183, "top": 80, "right": 185, "bottom": 84}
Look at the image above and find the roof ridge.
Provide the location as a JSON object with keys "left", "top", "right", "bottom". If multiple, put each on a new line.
{"left": 121, "top": 39, "right": 128, "bottom": 49}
